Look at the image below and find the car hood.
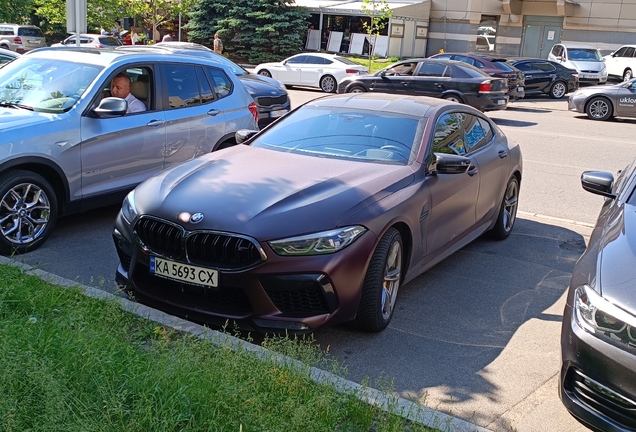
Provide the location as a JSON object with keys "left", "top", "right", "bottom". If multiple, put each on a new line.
{"left": 572, "top": 84, "right": 620, "bottom": 97}
{"left": 132, "top": 145, "right": 414, "bottom": 240}
{"left": 568, "top": 60, "right": 605, "bottom": 72}
{"left": 597, "top": 203, "right": 636, "bottom": 316}
{"left": 0, "top": 108, "right": 54, "bottom": 131}
{"left": 237, "top": 73, "right": 285, "bottom": 95}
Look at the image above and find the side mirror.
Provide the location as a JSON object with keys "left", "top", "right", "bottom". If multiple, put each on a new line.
{"left": 92, "top": 97, "right": 127, "bottom": 118}
{"left": 378, "top": 70, "right": 386, "bottom": 77}
{"left": 432, "top": 152, "right": 471, "bottom": 174}
{"left": 235, "top": 129, "right": 259, "bottom": 144}
{"left": 581, "top": 171, "right": 616, "bottom": 199}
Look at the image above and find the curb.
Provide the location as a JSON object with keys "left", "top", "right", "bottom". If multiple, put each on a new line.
{"left": 0, "top": 255, "right": 491, "bottom": 432}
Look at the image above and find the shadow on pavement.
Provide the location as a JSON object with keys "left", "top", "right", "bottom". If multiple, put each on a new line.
{"left": 490, "top": 118, "right": 538, "bottom": 127}
{"left": 312, "top": 216, "right": 587, "bottom": 430}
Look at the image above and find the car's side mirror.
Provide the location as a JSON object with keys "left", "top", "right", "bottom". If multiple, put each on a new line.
{"left": 431, "top": 152, "right": 471, "bottom": 175}
{"left": 92, "top": 97, "right": 127, "bottom": 118}
{"left": 581, "top": 171, "right": 616, "bottom": 199}
{"left": 235, "top": 129, "right": 259, "bottom": 144}
{"left": 378, "top": 70, "right": 386, "bottom": 77}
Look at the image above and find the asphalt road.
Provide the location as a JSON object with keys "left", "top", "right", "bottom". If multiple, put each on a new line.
{"left": 13, "top": 90, "right": 635, "bottom": 431}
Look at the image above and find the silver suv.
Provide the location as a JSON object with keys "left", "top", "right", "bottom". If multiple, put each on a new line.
{"left": 0, "top": 47, "right": 258, "bottom": 253}
{"left": 0, "top": 24, "right": 46, "bottom": 53}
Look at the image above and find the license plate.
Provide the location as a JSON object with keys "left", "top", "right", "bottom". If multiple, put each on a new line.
{"left": 497, "top": 99, "right": 506, "bottom": 105}
{"left": 517, "top": 87, "right": 524, "bottom": 92}
{"left": 581, "top": 74, "right": 597, "bottom": 79}
{"left": 150, "top": 256, "right": 218, "bottom": 288}
{"left": 270, "top": 109, "right": 288, "bottom": 118}
{"left": 28, "top": 40, "right": 40, "bottom": 44}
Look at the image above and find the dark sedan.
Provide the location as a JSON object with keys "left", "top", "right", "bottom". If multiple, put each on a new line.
{"left": 560, "top": 159, "right": 636, "bottom": 431}
{"left": 507, "top": 58, "right": 578, "bottom": 99}
{"left": 568, "top": 79, "right": 636, "bottom": 120}
{"left": 429, "top": 52, "right": 525, "bottom": 99}
{"left": 122, "top": 42, "right": 291, "bottom": 128}
{"left": 337, "top": 58, "right": 509, "bottom": 111}
{"left": 113, "top": 94, "right": 523, "bottom": 334}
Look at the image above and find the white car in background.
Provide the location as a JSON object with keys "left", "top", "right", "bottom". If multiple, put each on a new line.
{"left": 603, "top": 44, "right": 636, "bottom": 81}
{"left": 254, "top": 53, "right": 368, "bottom": 93}
{"left": 51, "top": 34, "right": 122, "bottom": 48}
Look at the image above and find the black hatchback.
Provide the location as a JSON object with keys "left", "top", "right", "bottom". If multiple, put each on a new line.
{"left": 337, "top": 58, "right": 508, "bottom": 111}
{"left": 507, "top": 58, "right": 579, "bottom": 99}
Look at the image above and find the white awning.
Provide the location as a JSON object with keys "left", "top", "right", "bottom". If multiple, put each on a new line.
{"left": 295, "top": 0, "right": 422, "bottom": 13}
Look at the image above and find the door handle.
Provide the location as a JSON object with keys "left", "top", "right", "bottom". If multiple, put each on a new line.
{"left": 402, "top": 82, "right": 410, "bottom": 86}
{"left": 146, "top": 120, "right": 164, "bottom": 127}
{"left": 207, "top": 109, "right": 220, "bottom": 116}
{"left": 525, "top": 75, "right": 532, "bottom": 79}
{"left": 467, "top": 166, "right": 478, "bottom": 176}
{"left": 498, "top": 150, "right": 508, "bottom": 159}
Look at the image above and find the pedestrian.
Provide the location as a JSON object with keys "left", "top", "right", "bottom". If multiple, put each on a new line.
{"left": 131, "top": 28, "right": 140, "bottom": 45}
{"left": 213, "top": 33, "right": 223, "bottom": 54}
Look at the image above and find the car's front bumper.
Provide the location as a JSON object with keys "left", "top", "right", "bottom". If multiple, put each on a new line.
{"left": 560, "top": 302, "right": 636, "bottom": 432}
{"left": 578, "top": 74, "right": 608, "bottom": 85}
{"left": 113, "top": 212, "right": 377, "bottom": 333}
{"left": 568, "top": 95, "right": 587, "bottom": 113}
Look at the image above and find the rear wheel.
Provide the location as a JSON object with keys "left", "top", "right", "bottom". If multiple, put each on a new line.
{"left": 585, "top": 97, "right": 613, "bottom": 121}
{"left": 623, "top": 69, "right": 633, "bottom": 81}
{"left": 489, "top": 176, "right": 519, "bottom": 240}
{"left": 0, "top": 170, "right": 58, "bottom": 254}
{"left": 258, "top": 70, "right": 272, "bottom": 78}
{"left": 442, "top": 94, "right": 464, "bottom": 104}
{"left": 549, "top": 81, "right": 567, "bottom": 99}
{"left": 354, "top": 228, "right": 403, "bottom": 332}
{"left": 319, "top": 75, "right": 337, "bottom": 93}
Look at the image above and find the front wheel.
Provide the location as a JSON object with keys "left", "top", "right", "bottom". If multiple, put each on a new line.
{"left": 585, "top": 96, "right": 613, "bottom": 121}
{"left": 549, "top": 81, "right": 567, "bottom": 99}
{"left": 258, "top": 70, "right": 272, "bottom": 78}
{"left": 319, "top": 75, "right": 337, "bottom": 93}
{"left": 354, "top": 228, "right": 403, "bottom": 332}
{"left": 0, "top": 170, "right": 58, "bottom": 254}
{"left": 489, "top": 176, "right": 519, "bottom": 240}
{"left": 347, "top": 85, "right": 366, "bottom": 94}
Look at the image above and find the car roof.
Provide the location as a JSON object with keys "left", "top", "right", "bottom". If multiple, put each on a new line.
{"left": 308, "top": 93, "right": 461, "bottom": 117}
{"left": 292, "top": 52, "right": 345, "bottom": 59}
{"left": 154, "top": 42, "right": 213, "bottom": 51}
{"left": 558, "top": 43, "right": 598, "bottom": 49}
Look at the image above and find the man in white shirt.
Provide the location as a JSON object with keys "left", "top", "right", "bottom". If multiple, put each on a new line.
{"left": 110, "top": 73, "right": 146, "bottom": 114}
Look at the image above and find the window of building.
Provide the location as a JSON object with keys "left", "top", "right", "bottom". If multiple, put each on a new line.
{"left": 477, "top": 16, "right": 498, "bottom": 52}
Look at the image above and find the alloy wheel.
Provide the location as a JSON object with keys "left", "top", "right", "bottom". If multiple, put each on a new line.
{"left": 502, "top": 180, "right": 519, "bottom": 233}
{"left": 381, "top": 240, "right": 402, "bottom": 321}
{"left": 588, "top": 99, "right": 609, "bottom": 119}
{"left": 320, "top": 76, "right": 336, "bottom": 92}
{"left": 624, "top": 70, "right": 633, "bottom": 81}
{"left": 0, "top": 182, "right": 51, "bottom": 246}
{"left": 551, "top": 82, "right": 566, "bottom": 99}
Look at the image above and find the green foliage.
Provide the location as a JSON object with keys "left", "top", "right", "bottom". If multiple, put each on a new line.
{"left": 361, "top": 0, "right": 393, "bottom": 66}
{"left": 0, "top": 0, "right": 33, "bottom": 24}
{"left": 187, "top": 0, "right": 310, "bottom": 63}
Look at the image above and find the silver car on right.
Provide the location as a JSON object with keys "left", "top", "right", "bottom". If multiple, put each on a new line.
{"left": 568, "top": 79, "right": 636, "bottom": 121}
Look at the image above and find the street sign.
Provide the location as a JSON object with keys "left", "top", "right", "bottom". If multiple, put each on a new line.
{"left": 66, "top": 0, "right": 87, "bottom": 34}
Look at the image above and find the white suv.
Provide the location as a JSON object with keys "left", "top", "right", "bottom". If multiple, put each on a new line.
{"left": 604, "top": 45, "right": 636, "bottom": 81}
{"left": 0, "top": 24, "right": 46, "bottom": 53}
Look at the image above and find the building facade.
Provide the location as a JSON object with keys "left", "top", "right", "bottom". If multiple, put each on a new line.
{"left": 296, "top": 0, "right": 634, "bottom": 58}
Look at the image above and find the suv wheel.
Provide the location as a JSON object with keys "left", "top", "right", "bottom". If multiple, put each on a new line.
{"left": 0, "top": 170, "right": 58, "bottom": 254}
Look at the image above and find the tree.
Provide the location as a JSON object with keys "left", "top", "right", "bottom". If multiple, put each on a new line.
{"left": 129, "top": 0, "right": 195, "bottom": 41}
{"left": 186, "top": 0, "right": 310, "bottom": 64}
{"left": 0, "top": 0, "right": 33, "bottom": 24}
{"left": 361, "top": 0, "right": 393, "bottom": 67}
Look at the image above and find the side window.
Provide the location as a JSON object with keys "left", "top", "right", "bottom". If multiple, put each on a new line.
{"left": 434, "top": 54, "right": 453, "bottom": 60}
{"left": 614, "top": 47, "right": 628, "bottom": 57}
{"left": 473, "top": 59, "right": 485, "bottom": 69}
{"left": 103, "top": 66, "right": 153, "bottom": 112}
{"left": 286, "top": 55, "right": 307, "bottom": 64}
{"left": 461, "top": 114, "right": 491, "bottom": 153}
{"left": 387, "top": 62, "right": 416, "bottom": 76}
{"left": 534, "top": 62, "right": 556, "bottom": 72}
{"left": 417, "top": 63, "right": 449, "bottom": 77}
{"left": 165, "top": 64, "right": 200, "bottom": 108}
{"left": 513, "top": 62, "right": 534, "bottom": 72}
{"left": 431, "top": 113, "right": 464, "bottom": 164}
{"left": 196, "top": 67, "right": 214, "bottom": 104}
{"left": 304, "top": 56, "right": 324, "bottom": 64}
{"left": 0, "top": 28, "right": 13, "bottom": 36}
{"left": 625, "top": 47, "right": 635, "bottom": 58}
{"left": 551, "top": 45, "right": 561, "bottom": 56}
{"left": 205, "top": 67, "right": 233, "bottom": 100}
{"left": 453, "top": 55, "right": 476, "bottom": 66}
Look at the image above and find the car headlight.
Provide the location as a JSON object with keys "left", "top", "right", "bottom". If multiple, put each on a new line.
{"left": 121, "top": 190, "right": 139, "bottom": 224}
{"left": 574, "top": 285, "right": 636, "bottom": 348}
{"left": 269, "top": 226, "right": 366, "bottom": 256}
{"left": 601, "top": 66, "right": 607, "bottom": 75}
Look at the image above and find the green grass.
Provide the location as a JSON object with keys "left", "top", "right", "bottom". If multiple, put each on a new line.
{"left": 0, "top": 264, "right": 437, "bottom": 431}
{"left": 348, "top": 56, "right": 402, "bottom": 74}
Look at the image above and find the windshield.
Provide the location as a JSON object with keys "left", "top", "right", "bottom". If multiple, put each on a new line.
{"left": 0, "top": 58, "right": 102, "bottom": 112}
{"left": 568, "top": 48, "right": 603, "bottom": 62}
{"left": 334, "top": 56, "right": 359, "bottom": 65}
{"left": 251, "top": 106, "right": 423, "bottom": 165}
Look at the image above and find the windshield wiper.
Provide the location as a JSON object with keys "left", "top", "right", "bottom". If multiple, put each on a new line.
{"left": 0, "top": 102, "right": 33, "bottom": 111}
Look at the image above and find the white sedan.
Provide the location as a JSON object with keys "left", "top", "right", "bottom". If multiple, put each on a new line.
{"left": 254, "top": 53, "right": 368, "bottom": 93}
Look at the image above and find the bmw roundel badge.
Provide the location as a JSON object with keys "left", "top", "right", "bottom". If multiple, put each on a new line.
{"left": 190, "top": 212, "right": 205, "bottom": 223}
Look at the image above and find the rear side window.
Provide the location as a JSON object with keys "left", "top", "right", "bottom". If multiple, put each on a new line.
{"left": 18, "top": 28, "right": 43, "bottom": 37}
{"left": 205, "top": 67, "right": 233, "bottom": 99}
{"left": 0, "top": 27, "right": 14, "bottom": 36}
{"left": 196, "top": 67, "right": 214, "bottom": 104}
{"left": 513, "top": 62, "right": 534, "bottom": 72}
{"left": 286, "top": 55, "right": 307, "bottom": 64}
{"left": 460, "top": 114, "right": 493, "bottom": 153}
{"left": 551, "top": 45, "right": 563, "bottom": 57}
{"left": 165, "top": 64, "right": 201, "bottom": 108}
{"left": 534, "top": 62, "right": 556, "bottom": 72}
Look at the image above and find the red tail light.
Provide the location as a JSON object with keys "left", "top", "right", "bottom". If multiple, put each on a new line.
{"left": 248, "top": 102, "right": 258, "bottom": 124}
{"left": 96, "top": 44, "right": 104, "bottom": 48}
{"left": 345, "top": 69, "right": 360, "bottom": 74}
{"left": 479, "top": 81, "right": 492, "bottom": 93}
{"left": 13, "top": 36, "right": 22, "bottom": 44}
